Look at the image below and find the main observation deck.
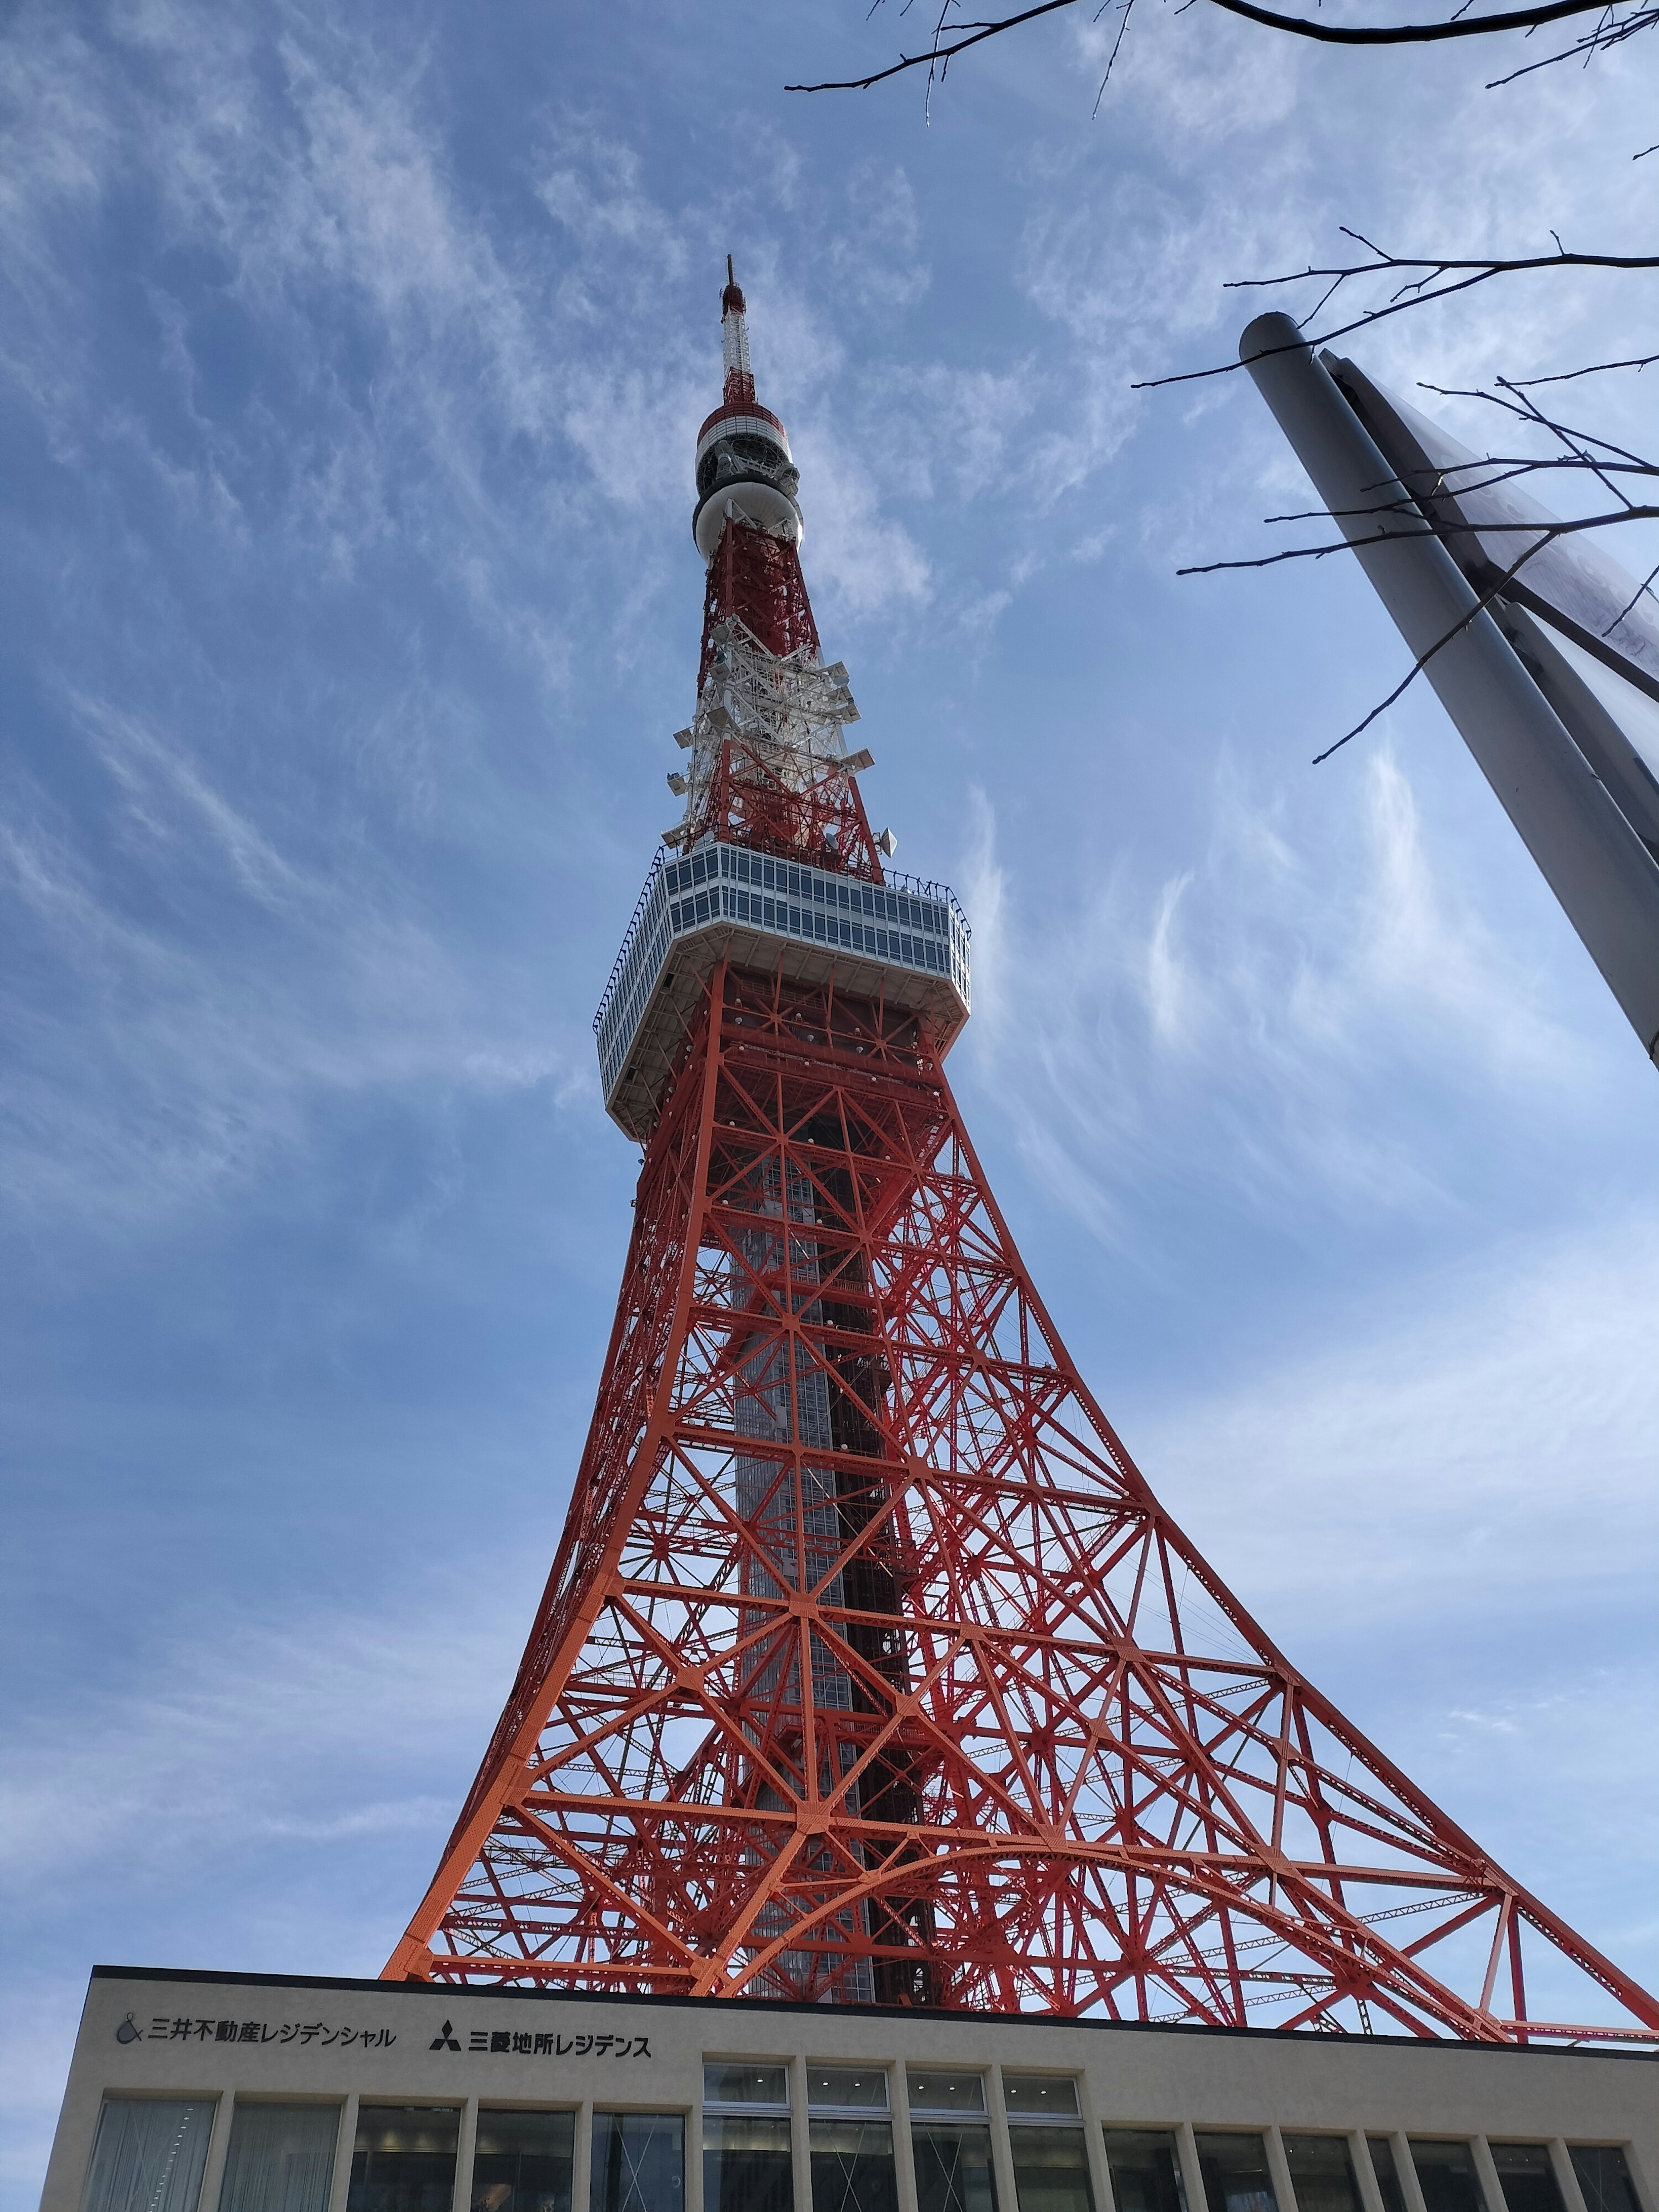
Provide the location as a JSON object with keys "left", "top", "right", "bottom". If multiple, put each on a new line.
{"left": 595, "top": 838, "right": 972, "bottom": 1138}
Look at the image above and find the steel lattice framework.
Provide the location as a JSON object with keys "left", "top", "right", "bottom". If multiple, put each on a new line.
{"left": 383, "top": 273, "right": 1659, "bottom": 2049}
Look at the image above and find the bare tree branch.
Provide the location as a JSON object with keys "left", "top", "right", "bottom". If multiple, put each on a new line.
{"left": 1131, "top": 243, "right": 1659, "bottom": 391}
{"left": 1177, "top": 507, "right": 1659, "bottom": 579}
{"left": 787, "top": 0, "right": 1075, "bottom": 93}
{"left": 1484, "top": 0, "right": 1657, "bottom": 79}
{"left": 1179, "top": 507, "right": 1659, "bottom": 759}
{"left": 787, "top": 0, "right": 1653, "bottom": 92}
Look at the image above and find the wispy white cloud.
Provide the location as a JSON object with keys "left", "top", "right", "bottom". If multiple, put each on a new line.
{"left": 0, "top": 707, "right": 581, "bottom": 1231}
{"left": 0, "top": 1596, "right": 507, "bottom": 1893}
{"left": 1130, "top": 1205, "right": 1659, "bottom": 1630}
{"left": 954, "top": 740, "right": 1592, "bottom": 1242}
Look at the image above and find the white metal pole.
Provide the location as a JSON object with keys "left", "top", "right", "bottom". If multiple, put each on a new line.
{"left": 1239, "top": 310, "right": 1659, "bottom": 1063}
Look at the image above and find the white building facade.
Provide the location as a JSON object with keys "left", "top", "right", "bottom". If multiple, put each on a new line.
{"left": 42, "top": 1970, "right": 1656, "bottom": 2212}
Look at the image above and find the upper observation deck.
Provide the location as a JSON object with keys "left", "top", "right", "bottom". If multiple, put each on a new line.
{"left": 594, "top": 838, "right": 971, "bottom": 1138}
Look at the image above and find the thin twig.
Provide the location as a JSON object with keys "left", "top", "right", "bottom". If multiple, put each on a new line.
{"left": 1093, "top": 0, "right": 1137, "bottom": 113}
{"left": 1133, "top": 246, "right": 1659, "bottom": 390}
{"left": 1505, "top": 354, "right": 1659, "bottom": 388}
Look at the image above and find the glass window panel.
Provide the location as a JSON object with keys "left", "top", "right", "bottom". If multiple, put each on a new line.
{"left": 350, "top": 2110, "right": 459, "bottom": 2212}
{"left": 706, "top": 2069, "right": 791, "bottom": 2112}
{"left": 1489, "top": 2151, "right": 1565, "bottom": 2212}
{"left": 220, "top": 2105, "right": 339, "bottom": 2212}
{"left": 911, "top": 2125, "right": 998, "bottom": 2212}
{"left": 703, "top": 2117, "right": 793, "bottom": 2212}
{"left": 1103, "top": 2132, "right": 1187, "bottom": 2212}
{"left": 1569, "top": 2153, "right": 1641, "bottom": 2212}
{"left": 907, "top": 2078, "right": 987, "bottom": 2117}
{"left": 592, "top": 2115, "right": 684, "bottom": 2212}
{"left": 472, "top": 2111, "right": 574, "bottom": 2212}
{"left": 1408, "top": 2146, "right": 1486, "bottom": 2212}
{"left": 1283, "top": 2140, "right": 1362, "bottom": 2212}
{"left": 811, "top": 2120, "right": 898, "bottom": 2212}
{"left": 1194, "top": 2136, "right": 1278, "bottom": 2212}
{"left": 808, "top": 2075, "right": 888, "bottom": 2113}
{"left": 1366, "top": 2145, "right": 1407, "bottom": 2212}
{"left": 84, "top": 2099, "right": 215, "bottom": 2212}
{"left": 1004, "top": 2083, "right": 1080, "bottom": 2122}
{"left": 1011, "top": 2128, "right": 1094, "bottom": 2212}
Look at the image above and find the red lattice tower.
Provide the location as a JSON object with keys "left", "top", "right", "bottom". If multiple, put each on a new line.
{"left": 385, "top": 273, "right": 1659, "bottom": 2047}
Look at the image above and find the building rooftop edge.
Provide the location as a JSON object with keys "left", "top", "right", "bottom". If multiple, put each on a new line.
{"left": 83, "top": 1967, "right": 1655, "bottom": 2059}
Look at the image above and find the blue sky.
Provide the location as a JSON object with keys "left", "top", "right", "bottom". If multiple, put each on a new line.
{"left": 3, "top": 0, "right": 1657, "bottom": 2196}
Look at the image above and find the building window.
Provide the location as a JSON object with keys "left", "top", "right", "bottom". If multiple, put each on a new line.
{"left": 1569, "top": 2152, "right": 1641, "bottom": 2212}
{"left": 472, "top": 2111, "right": 575, "bottom": 2212}
{"left": 591, "top": 2115, "right": 685, "bottom": 2212}
{"left": 703, "top": 2066, "right": 793, "bottom": 2212}
{"left": 808, "top": 2068, "right": 896, "bottom": 2212}
{"left": 350, "top": 2109, "right": 459, "bottom": 2212}
{"left": 1408, "top": 2147, "right": 1486, "bottom": 2212}
{"left": 1282, "top": 2139, "right": 1364, "bottom": 2212}
{"left": 1102, "top": 2129, "right": 1187, "bottom": 2212}
{"left": 1366, "top": 2143, "right": 1408, "bottom": 2212}
{"left": 1193, "top": 2135, "right": 1278, "bottom": 2212}
{"left": 83, "top": 2099, "right": 215, "bottom": 2212}
{"left": 1004, "top": 2080, "right": 1091, "bottom": 2212}
{"left": 1488, "top": 2149, "right": 1566, "bottom": 2212}
{"left": 219, "top": 2104, "right": 338, "bottom": 2212}
{"left": 907, "top": 2075, "right": 997, "bottom": 2212}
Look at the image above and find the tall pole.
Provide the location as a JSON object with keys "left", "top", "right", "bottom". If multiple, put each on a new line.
{"left": 1240, "top": 311, "right": 1659, "bottom": 1064}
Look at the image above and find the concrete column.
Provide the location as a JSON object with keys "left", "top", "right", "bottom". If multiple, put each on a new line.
{"left": 1350, "top": 2133, "right": 1386, "bottom": 2212}
{"left": 1266, "top": 2128, "right": 1297, "bottom": 2212}
{"left": 791, "top": 2053, "right": 812, "bottom": 2212}
{"left": 890, "top": 2067, "right": 921, "bottom": 2212}
{"left": 1076, "top": 2073, "right": 1115, "bottom": 2212}
{"left": 196, "top": 2093, "right": 236, "bottom": 2212}
{"left": 1471, "top": 2136, "right": 1508, "bottom": 2212}
{"left": 454, "top": 2100, "right": 479, "bottom": 2212}
{"left": 1622, "top": 2142, "right": 1659, "bottom": 2212}
{"left": 1177, "top": 2123, "right": 1208, "bottom": 2212}
{"left": 1239, "top": 310, "right": 1659, "bottom": 1064}
{"left": 572, "top": 2102, "right": 593, "bottom": 2212}
{"left": 1390, "top": 2135, "right": 1429, "bottom": 2212}
{"left": 325, "top": 2097, "right": 359, "bottom": 2212}
{"left": 987, "top": 2066, "right": 1019, "bottom": 2212}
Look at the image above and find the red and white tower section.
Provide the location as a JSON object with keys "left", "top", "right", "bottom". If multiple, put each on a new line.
{"left": 597, "top": 266, "right": 969, "bottom": 1139}
{"left": 386, "top": 275, "right": 1659, "bottom": 2045}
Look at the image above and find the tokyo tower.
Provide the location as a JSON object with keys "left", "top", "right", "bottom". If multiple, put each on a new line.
{"left": 385, "top": 268, "right": 1659, "bottom": 2048}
